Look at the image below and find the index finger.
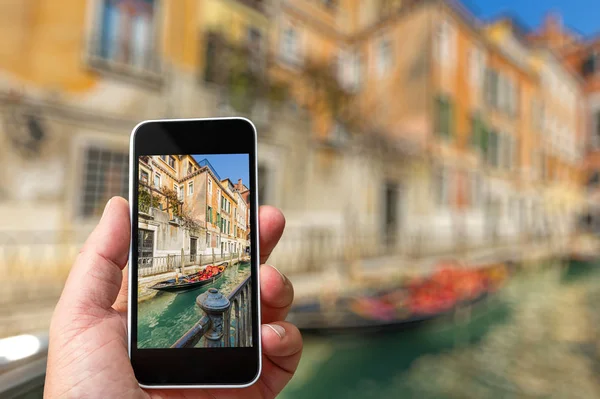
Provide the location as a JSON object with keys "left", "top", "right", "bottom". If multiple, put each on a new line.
{"left": 259, "top": 206, "right": 285, "bottom": 264}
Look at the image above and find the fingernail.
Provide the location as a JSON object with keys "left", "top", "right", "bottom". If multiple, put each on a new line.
{"left": 269, "top": 264, "right": 287, "bottom": 285}
{"left": 102, "top": 198, "right": 113, "bottom": 218}
{"left": 264, "top": 324, "right": 286, "bottom": 340}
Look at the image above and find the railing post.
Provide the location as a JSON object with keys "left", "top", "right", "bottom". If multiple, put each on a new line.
{"left": 197, "top": 288, "right": 231, "bottom": 348}
{"left": 244, "top": 283, "right": 252, "bottom": 346}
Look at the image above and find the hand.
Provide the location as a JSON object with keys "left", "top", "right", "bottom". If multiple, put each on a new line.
{"left": 45, "top": 197, "right": 302, "bottom": 398}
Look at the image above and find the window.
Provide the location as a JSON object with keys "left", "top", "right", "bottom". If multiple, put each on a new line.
{"left": 376, "top": 38, "right": 393, "bottom": 77}
{"left": 188, "top": 181, "right": 194, "bottom": 195}
{"left": 435, "top": 19, "right": 456, "bottom": 67}
{"left": 487, "top": 130, "right": 499, "bottom": 167}
{"left": 485, "top": 68, "right": 499, "bottom": 108}
{"left": 469, "top": 46, "right": 485, "bottom": 88}
{"left": 280, "top": 27, "right": 300, "bottom": 65}
{"left": 208, "top": 178, "right": 213, "bottom": 194}
{"left": 217, "top": 213, "right": 221, "bottom": 230}
{"left": 582, "top": 52, "right": 598, "bottom": 76}
{"left": 207, "top": 206, "right": 213, "bottom": 223}
{"left": 501, "top": 135, "right": 516, "bottom": 170}
{"left": 206, "top": 233, "right": 211, "bottom": 246}
{"left": 435, "top": 95, "right": 453, "bottom": 138}
{"left": 337, "top": 49, "right": 362, "bottom": 92}
{"left": 81, "top": 147, "right": 128, "bottom": 217}
{"left": 138, "top": 229, "right": 154, "bottom": 263}
{"left": 178, "top": 185, "right": 184, "bottom": 199}
{"left": 470, "top": 113, "right": 487, "bottom": 152}
{"left": 154, "top": 173, "right": 161, "bottom": 188}
{"left": 168, "top": 156, "right": 175, "bottom": 168}
{"left": 173, "top": 183, "right": 179, "bottom": 195}
{"left": 140, "top": 170, "right": 149, "bottom": 184}
{"left": 97, "top": 0, "right": 157, "bottom": 72}
{"left": 247, "top": 26, "right": 262, "bottom": 72}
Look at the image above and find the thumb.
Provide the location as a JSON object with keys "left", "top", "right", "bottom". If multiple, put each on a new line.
{"left": 57, "top": 197, "right": 131, "bottom": 312}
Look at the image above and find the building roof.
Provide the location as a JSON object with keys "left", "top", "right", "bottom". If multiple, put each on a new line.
{"left": 197, "top": 158, "right": 222, "bottom": 180}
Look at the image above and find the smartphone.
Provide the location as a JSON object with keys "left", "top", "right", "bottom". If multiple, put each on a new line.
{"left": 128, "top": 118, "right": 261, "bottom": 388}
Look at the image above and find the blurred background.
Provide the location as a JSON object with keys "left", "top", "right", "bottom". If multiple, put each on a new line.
{"left": 1, "top": 0, "right": 600, "bottom": 397}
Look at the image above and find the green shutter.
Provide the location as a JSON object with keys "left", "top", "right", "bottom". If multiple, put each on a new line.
{"left": 435, "top": 95, "right": 452, "bottom": 138}
{"left": 470, "top": 116, "right": 478, "bottom": 148}
{"left": 488, "top": 131, "right": 498, "bottom": 167}
{"left": 480, "top": 124, "right": 489, "bottom": 153}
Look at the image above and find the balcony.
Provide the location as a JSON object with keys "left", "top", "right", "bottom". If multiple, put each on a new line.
{"left": 87, "top": 36, "right": 164, "bottom": 88}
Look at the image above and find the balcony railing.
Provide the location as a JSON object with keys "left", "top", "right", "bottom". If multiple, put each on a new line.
{"left": 87, "top": 36, "right": 164, "bottom": 86}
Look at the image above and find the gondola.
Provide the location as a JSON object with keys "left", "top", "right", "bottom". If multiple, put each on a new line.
{"left": 288, "top": 262, "right": 508, "bottom": 335}
{"left": 149, "top": 262, "right": 228, "bottom": 293}
{"left": 288, "top": 291, "right": 491, "bottom": 335}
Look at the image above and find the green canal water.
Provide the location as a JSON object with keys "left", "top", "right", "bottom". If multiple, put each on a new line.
{"left": 138, "top": 261, "right": 251, "bottom": 348}
{"left": 280, "top": 260, "right": 600, "bottom": 399}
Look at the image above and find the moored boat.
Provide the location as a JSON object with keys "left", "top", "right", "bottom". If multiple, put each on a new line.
{"left": 288, "top": 262, "right": 508, "bottom": 334}
{"left": 149, "top": 262, "right": 228, "bottom": 293}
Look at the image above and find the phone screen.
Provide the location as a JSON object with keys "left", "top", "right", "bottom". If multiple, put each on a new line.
{"left": 129, "top": 118, "right": 260, "bottom": 387}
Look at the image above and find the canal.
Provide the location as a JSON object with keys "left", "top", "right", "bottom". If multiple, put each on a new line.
{"left": 280, "top": 260, "right": 600, "bottom": 398}
{"left": 138, "top": 261, "right": 251, "bottom": 348}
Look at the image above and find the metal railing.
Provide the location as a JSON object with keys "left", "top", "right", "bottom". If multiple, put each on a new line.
{"left": 172, "top": 275, "right": 252, "bottom": 348}
{"left": 267, "top": 226, "right": 574, "bottom": 275}
{"left": 138, "top": 251, "right": 245, "bottom": 278}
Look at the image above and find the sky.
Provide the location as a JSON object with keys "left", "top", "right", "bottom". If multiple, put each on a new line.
{"left": 467, "top": 0, "right": 598, "bottom": 37}
{"left": 192, "top": 154, "right": 250, "bottom": 188}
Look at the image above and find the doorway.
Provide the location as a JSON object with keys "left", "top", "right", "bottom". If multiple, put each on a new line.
{"left": 138, "top": 229, "right": 154, "bottom": 267}
{"left": 190, "top": 237, "right": 197, "bottom": 263}
{"left": 383, "top": 182, "right": 400, "bottom": 251}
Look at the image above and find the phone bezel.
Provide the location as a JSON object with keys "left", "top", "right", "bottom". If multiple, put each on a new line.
{"left": 128, "top": 117, "right": 262, "bottom": 388}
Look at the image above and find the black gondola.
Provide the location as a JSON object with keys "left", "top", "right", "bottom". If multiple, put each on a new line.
{"left": 288, "top": 291, "right": 490, "bottom": 335}
{"left": 149, "top": 262, "right": 228, "bottom": 293}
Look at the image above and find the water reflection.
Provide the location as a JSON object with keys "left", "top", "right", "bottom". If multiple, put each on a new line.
{"left": 281, "top": 261, "right": 600, "bottom": 398}
{"left": 138, "top": 262, "right": 250, "bottom": 348}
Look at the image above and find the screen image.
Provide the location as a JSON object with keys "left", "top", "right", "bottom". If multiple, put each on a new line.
{"left": 136, "top": 154, "right": 253, "bottom": 349}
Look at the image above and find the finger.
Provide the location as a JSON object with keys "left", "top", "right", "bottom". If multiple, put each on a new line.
{"left": 259, "top": 206, "right": 285, "bottom": 264}
{"left": 260, "top": 264, "right": 294, "bottom": 324}
{"left": 58, "top": 197, "right": 131, "bottom": 311}
{"left": 259, "top": 322, "right": 303, "bottom": 397}
{"left": 112, "top": 265, "right": 128, "bottom": 314}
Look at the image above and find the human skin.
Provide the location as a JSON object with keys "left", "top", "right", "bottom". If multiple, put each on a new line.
{"left": 44, "top": 197, "right": 302, "bottom": 398}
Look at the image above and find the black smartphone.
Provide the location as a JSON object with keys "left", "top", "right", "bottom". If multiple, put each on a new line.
{"left": 128, "top": 118, "right": 261, "bottom": 388}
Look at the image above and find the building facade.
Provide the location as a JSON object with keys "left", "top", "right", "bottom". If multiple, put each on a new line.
{"left": 0, "top": 0, "right": 589, "bottom": 281}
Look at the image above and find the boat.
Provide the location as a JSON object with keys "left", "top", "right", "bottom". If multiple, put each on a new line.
{"left": 149, "top": 262, "right": 228, "bottom": 293}
{"left": 288, "top": 262, "right": 508, "bottom": 335}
